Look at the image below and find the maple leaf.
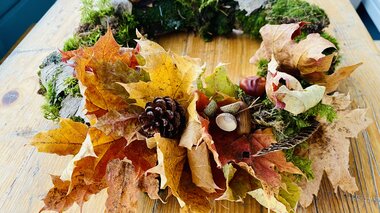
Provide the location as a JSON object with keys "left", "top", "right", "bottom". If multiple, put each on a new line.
{"left": 105, "top": 158, "right": 141, "bottom": 213}
{"left": 40, "top": 126, "right": 157, "bottom": 212}
{"left": 209, "top": 125, "right": 302, "bottom": 194}
{"left": 147, "top": 134, "right": 212, "bottom": 212}
{"left": 299, "top": 93, "right": 372, "bottom": 207}
{"left": 31, "top": 118, "right": 88, "bottom": 156}
{"left": 197, "top": 64, "right": 239, "bottom": 99}
{"left": 250, "top": 23, "right": 362, "bottom": 93}
{"left": 119, "top": 38, "right": 201, "bottom": 108}
{"left": 64, "top": 29, "right": 148, "bottom": 113}
{"left": 94, "top": 107, "right": 143, "bottom": 142}
{"left": 217, "top": 163, "right": 257, "bottom": 202}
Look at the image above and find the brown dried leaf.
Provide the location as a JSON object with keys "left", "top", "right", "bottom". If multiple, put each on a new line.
{"left": 106, "top": 158, "right": 141, "bottom": 213}
{"left": 299, "top": 93, "right": 372, "bottom": 207}
{"left": 31, "top": 118, "right": 88, "bottom": 156}
{"left": 94, "top": 108, "right": 143, "bottom": 141}
{"left": 250, "top": 23, "right": 362, "bottom": 93}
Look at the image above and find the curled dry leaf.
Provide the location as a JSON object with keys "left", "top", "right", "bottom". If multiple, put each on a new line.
{"left": 251, "top": 23, "right": 361, "bottom": 93}
{"left": 147, "top": 134, "right": 212, "bottom": 212}
{"left": 187, "top": 142, "right": 220, "bottom": 193}
{"left": 299, "top": 93, "right": 372, "bottom": 207}
{"left": 120, "top": 38, "right": 201, "bottom": 108}
{"left": 266, "top": 57, "right": 325, "bottom": 115}
{"left": 31, "top": 118, "right": 88, "bottom": 156}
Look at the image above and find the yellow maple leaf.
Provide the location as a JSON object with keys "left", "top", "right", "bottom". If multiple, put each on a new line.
{"left": 119, "top": 38, "right": 202, "bottom": 108}
{"left": 31, "top": 118, "right": 88, "bottom": 156}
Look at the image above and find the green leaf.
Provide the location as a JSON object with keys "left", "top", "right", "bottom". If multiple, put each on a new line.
{"left": 277, "top": 177, "right": 301, "bottom": 212}
{"left": 198, "top": 65, "right": 239, "bottom": 98}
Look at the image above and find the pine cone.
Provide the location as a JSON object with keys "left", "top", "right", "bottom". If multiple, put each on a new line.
{"left": 139, "top": 97, "right": 186, "bottom": 138}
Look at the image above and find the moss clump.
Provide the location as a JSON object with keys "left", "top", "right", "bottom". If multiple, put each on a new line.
{"left": 132, "top": 0, "right": 197, "bottom": 37}
{"left": 237, "top": 0, "right": 330, "bottom": 38}
{"left": 236, "top": 9, "right": 267, "bottom": 38}
{"left": 266, "top": 0, "right": 329, "bottom": 34}
{"left": 197, "top": 0, "right": 238, "bottom": 41}
{"left": 284, "top": 145, "right": 314, "bottom": 180}
{"left": 256, "top": 59, "right": 269, "bottom": 77}
{"left": 64, "top": 77, "right": 82, "bottom": 97}
{"left": 254, "top": 99, "right": 336, "bottom": 140}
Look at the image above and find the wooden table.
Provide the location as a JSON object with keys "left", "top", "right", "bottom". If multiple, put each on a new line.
{"left": 0, "top": 0, "right": 379, "bottom": 212}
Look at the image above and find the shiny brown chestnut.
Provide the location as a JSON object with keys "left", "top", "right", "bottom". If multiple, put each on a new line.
{"left": 239, "top": 76, "right": 266, "bottom": 97}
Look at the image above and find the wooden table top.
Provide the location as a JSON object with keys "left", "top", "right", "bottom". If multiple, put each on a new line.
{"left": 0, "top": 0, "right": 379, "bottom": 212}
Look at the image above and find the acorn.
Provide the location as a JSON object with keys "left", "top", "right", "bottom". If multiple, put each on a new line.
{"left": 216, "top": 113, "right": 237, "bottom": 132}
{"left": 239, "top": 76, "right": 266, "bottom": 97}
{"left": 220, "top": 102, "right": 241, "bottom": 114}
{"left": 204, "top": 100, "right": 218, "bottom": 117}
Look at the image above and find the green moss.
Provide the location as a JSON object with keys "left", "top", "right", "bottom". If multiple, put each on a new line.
{"left": 132, "top": 0, "right": 197, "bottom": 37}
{"left": 320, "top": 31, "right": 339, "bottom": 50}
{"left": 284, "top": 147, "right": 314, "bottom": 180}
{"left": 198, "top": 0, "right": 238, "bottom": 41}
{"left": 115, "top": 13, "right": 139, "bottom": 45}
{"left": 303, "top": 102, "right": 337, "bottom": 123}
{"left": 63, "top": 36, "right": 81, "bottom": 51}
{"left": 255, "top": 99, "right": 336, "bottom": 140}
{"left": 267, "top": 0, "right": 329, "bottom": 34}
{"left": 236, "top": 8, "right": 267, "bottom": 39}
{"left": 41, "top": 81, "right": 61, "bottom": 121}
{"left": 64, "top": 77, "right": 82, "bottom": 97}
{"left": 80, "top": 0, "right": 113, "bottom": 24}
{"left": 256, "top": 59, "right": 269, "bottom": 77}
{"left": 42, "top": 103, "right": 61, "bottom": 121}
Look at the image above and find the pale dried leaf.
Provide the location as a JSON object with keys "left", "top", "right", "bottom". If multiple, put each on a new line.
{"left": 300, "top": 93, "right": 372, "bottom": 207}
{"left": 187, "top": 142, "right": 220, "bottom": 193}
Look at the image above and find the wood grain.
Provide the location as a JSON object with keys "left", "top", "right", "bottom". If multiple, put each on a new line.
{"left": 0, "top": 0, "right": 379, "bottom": 212}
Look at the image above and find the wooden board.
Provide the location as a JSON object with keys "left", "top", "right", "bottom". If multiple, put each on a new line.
{"left": 0, "top": 0, "right": 379, "bottom": 212}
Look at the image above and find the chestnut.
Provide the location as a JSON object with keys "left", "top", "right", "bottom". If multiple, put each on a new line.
{"left": 239, "top": 76, "right": 266, "bottom": 97}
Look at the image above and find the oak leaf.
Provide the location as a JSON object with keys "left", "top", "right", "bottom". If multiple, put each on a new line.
{"left": 251, "top": 23, "right": 362, "bottom": 93}
{"left": 120, "top": 38, "right": 201, "bottom": 108}
{"left": 299, "top": 93, "right": 372, "bottom": 207}
{"left": 266, "top": 58, "right": 325, "bottom": 115}
{"left": 31, "top": 118, "right": 88, "bottom": 155}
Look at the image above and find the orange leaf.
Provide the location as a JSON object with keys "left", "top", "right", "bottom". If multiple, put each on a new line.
{"left": 31, "top": 118, "right": 88, "bottom": 156}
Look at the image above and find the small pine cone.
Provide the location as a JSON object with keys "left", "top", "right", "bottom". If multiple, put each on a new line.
{"left": 139, "top": 97, "right": 186, "bottom": 139}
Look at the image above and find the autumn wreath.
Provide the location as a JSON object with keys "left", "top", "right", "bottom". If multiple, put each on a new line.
{"left": 32, "top": 0, "right": 371, "bottom": 213}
